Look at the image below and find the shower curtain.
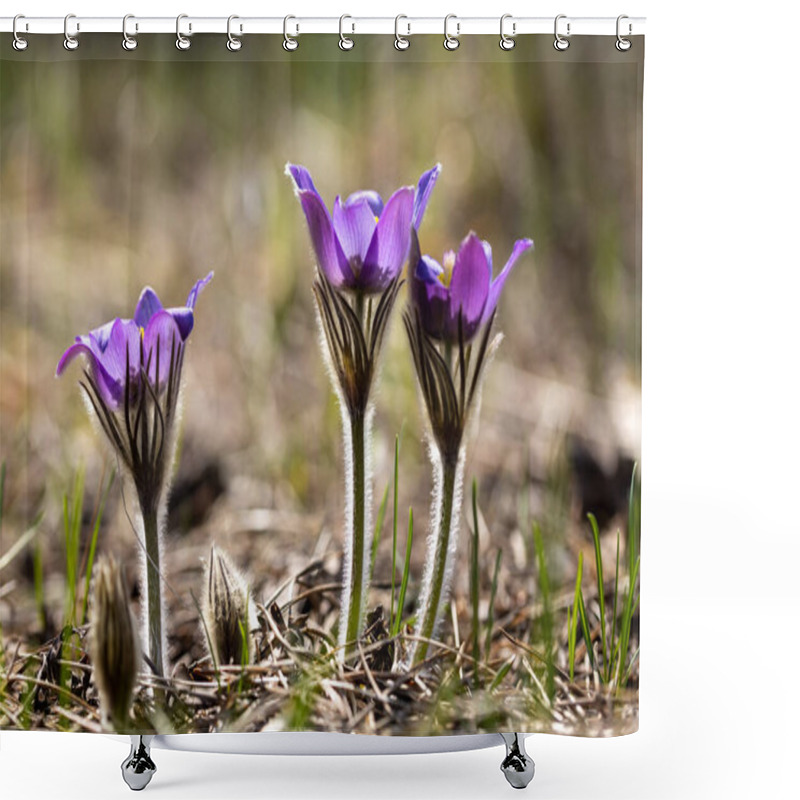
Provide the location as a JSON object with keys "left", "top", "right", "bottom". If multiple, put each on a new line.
{"left": 0, "top": 30, "right": 642, "bottom": 739}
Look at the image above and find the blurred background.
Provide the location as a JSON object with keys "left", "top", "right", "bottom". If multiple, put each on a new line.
{"left": 0, "top": 35, "right": 641, "bottom": 652}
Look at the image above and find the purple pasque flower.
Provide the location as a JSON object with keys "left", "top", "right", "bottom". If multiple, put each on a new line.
{"left": 412, "top": 233, "right": 533, "bottom": 343}
{"left": 286, "top": 163, "right": 441, "bottom": 294}
{"left": 56, "top": 272, "right": 213, "bottom": 408}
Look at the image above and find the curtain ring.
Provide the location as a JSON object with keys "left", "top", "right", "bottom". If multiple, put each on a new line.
{"left": 176, "top": 14, "right": 191, "bottom": 50}
{"left": 63, "top": 13, "right": 79, "bottom": 51}
{"left": 616, "top": 14, "right": 632, "bottom": 51}
{"left": 122, "top": 14, "right": 138, "bottom": 51}
{"left": 227, "top": 15, "right": 243, "bottom": 51}
{"left": 499, "top": 14, "right": 515, "bottom": 51}
{"left": 394, "top": 15, "right": 410, "bottom": 50}
{"left": 12, "top": 14, "right": 28, "bottom": 51}
{"left": 283, "top": 15, "right": 299, "bottom": 51}
{"left": 339, "top": 15, "right": 354, "bottom": 50}
{"left": 553, "top": 14, "right": 570, "bottom": 51}
{"left": 443, "top": 14, "right": 460, "bottom": 51}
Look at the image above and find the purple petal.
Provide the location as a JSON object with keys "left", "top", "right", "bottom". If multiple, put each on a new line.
{"left": 88, "top": 320, "right": 115, "bottom": 352}
{"left": 185, "top": 271, "right": 214, "bottom": 310}
{"left": 361, "top": 186, "right": 414, "bottom": 291}
{"left": 134, "top": 287, "right": 163, "bottom": 328}
{"left": 416, "top": 255, "right": 444, "bottom": 283}
{"left": 412, "top": 257, "right": 450, "bottom": 340}
{"left": 285, "top": 163, "right": 318, "bottom": 194}
{"left": 297, "top": 189, "right": 354, "bottom": 288}
{"left": 56, "top": 340, "right": 99, "bottom": 378}
{"left": 100, "top": 319, "right": 142, "bottom": 385}
{"left": 483, "top": 238, "right": 534, "bottom": 323}
{"left": 448, "top": 233, "right": 491, "bottom": 338}
{"left": 481, "top": 240, "right": 493, "bottom": 273}
{"left": 333, "top": 195, "right": 378, "bottom": 262}
{"left": 412, "top": 163, "right": 441, "bottom": 230}
{"left": 56, "top": 340, "right": 123, "bottom": 406}
{"left": 166, "top": 307, "right": 195, "bottom": 341}
{"left": 143, "top": 310, "right": 182, "bottom": 387}
{"left": 345, "top": 190, "right": 384, "bottom": 218}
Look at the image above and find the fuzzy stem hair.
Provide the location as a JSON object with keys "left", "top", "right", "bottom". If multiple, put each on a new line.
{"left": 80, "top": 334, "right": 185, "bottom": 681}
{"left": 409, "top": 446, "right": 465, "bottom": 664}
{"left": 312, "top": 272, "right": 401, "bottom": 660}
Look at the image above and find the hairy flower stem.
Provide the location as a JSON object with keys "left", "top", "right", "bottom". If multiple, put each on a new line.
{"left": 139, "top": 497, "right": 165, "bottom": 681}
{"left": 343, "top": 409, "right": 368, "bottom": 658}
{"left": 414, "top": 449, "right": 462, "bottom": 664}
{"left": 313, "top": 276, "right": 401, "bottom": 660}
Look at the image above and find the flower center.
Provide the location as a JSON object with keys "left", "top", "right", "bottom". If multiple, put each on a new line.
{"left": 349, "top": 255, "right": 364, "bottom": 277}
{"left": 438, "top": 251, "right": 456, "bottom": 288}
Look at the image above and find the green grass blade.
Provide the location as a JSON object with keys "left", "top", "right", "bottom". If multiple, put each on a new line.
{"left": 484, "top": 549, "right": 503, "bottom": 661}
{"left": 627, "top": 463, "right": 640, "bottom": 580}
{"left": 369, "top": 484, "right": 389, "bottom": 583}
{"left": 588, "top": 513, "right": 608, "bottom": 678}
{"left": 63, "top": 468, "right": 86, "bottom": 628}
{"left": 566, "top": 605, "right": 572, "bottom": 676}
{"left": 569, "top": 552, "right": 584, "bottom": 681}
{"left": 470, "top": 479, "right": 481, "bottom": 676}
{"left": 62, "top": 493, "right": 72, "bottom": 625}
{"left": 80, "top": 469, "right": 115, "bottom": 625}
{"left": 609, "top": 530, "right": 621, "bottom": 681}
{"left": 390, "top": 435, "right": 400, "bottom": 626}
{"left": 615, "top": 555, "right": 640, "bottom": 688}
{"left": 622, "top": 646, "right": 640, "bottom": 685}
{"left": 489, "top": 658, "right": 513, "bottom": 691}
{"left": 33, "top": 540, "right": 46, "bottom": 634}
{"left": 392, "top": 507, "right": 414, "bottom": 637}
{"left": 577, "top": 586, "right": 596, "bottom": 674}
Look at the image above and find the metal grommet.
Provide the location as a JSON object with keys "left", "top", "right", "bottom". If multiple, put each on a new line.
{"left": 616, "top": 14, "right": 632, "bottom": 51}
{"left": 553, "top": 14, "right": 570, "bottom": 51}
{"left": 176, "top": 14, "right": 191, "bottom": 50}
{"left": 227, "top": 15, "right": 242, "bottom": 51}
{"left": 394, "top": 15, "right": 410, "bottom": 50}
{"left": 122, "top": 14, "right": 138, "bottom": 51}
{"left": 283, "top": 15, "right": 298, "bottom": 51}
{"left": 339, "top": 14, "right": 354, "bottom": 50}
{"left": 443, "top": 14, "right": 460, "bottom": 51}
{"left": 63, "top": 13, "right": 79, "bottom": 51}
{"left": 12, "top": 14, "right": 28, "bottom": 51}
{"left": 499, "top": 14, "right": 515, "bottom": 51}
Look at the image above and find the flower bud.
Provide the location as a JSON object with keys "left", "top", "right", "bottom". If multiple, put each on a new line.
{"left": 204, "top": 545, "right": 255, "bottom": 666}
{"left": 89, "top": 555, "right": 140, "bottom": 731}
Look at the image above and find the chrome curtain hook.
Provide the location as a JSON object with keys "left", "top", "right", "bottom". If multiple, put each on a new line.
{"left": 394, "top": 15, "right": 410, "bottom": 50}
{"left": 554, "top": 14, "right": 570, "bottom": 51}
{"left": 12, "top": 14, "right": 28, "bottom": 51}
{"left": 339, "top": 14, "right": 354, "bottom": 50}
{"left": 283, "top": 15, "right": 299, "bottom": 51}
{"left": 616, "top": 14, "right": 632, "bottom": 51}
{"left": 122, "top": 14, "right": 138, "bottom": 51}
{"left": 499, "top": 14, "right": 515, "bottom": 50}
{"left": 63, "top": 13, "right": 79, "bottom": 51}
{"left": 227, "top": 15, "right": 242, "bottom": 51}
{"left": 176, "top": 14, "right": 191, "bottom": 50}
{"left": 444, "top": 14, "right": 460, "bottom": 51}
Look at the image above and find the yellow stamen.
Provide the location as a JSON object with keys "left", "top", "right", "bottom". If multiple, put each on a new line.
{"left": 438, "top": 251, "right": 457, "bottom": 288}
